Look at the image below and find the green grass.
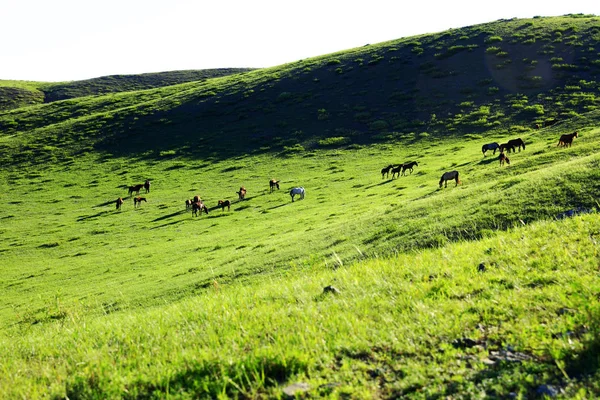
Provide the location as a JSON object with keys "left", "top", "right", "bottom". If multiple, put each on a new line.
{"left": 2, "top": 14, "right": 600, "bottom": 399}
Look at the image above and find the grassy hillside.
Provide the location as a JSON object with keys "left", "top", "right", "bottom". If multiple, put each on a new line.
{"left": 1, "top": 14, "right": 600, "bottom": 399}
{"left": 0, "top": 69, "right": 254, "bottom": 110}
{"left": 1, "top": 15, "right": 599, "bottom": 165}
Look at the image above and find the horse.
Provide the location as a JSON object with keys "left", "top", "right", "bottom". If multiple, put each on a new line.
{"left": 269, "top": 179, "right": 280, "bottom": 193}
{"left": 481, "top": 142, "right": 500, "bottom": 156}
{"left": 499, "top": 153, "right": 510, "bottom": 166}
{"left": 439, "top": 171, "right": 460, "bottom": 188}
{"left": 192, "top": 201, "right": 209, "bottom": 217}
{"left": 116, "top": 197, "right": 124, "bottom": 210}
{"left": 507, "top": 138, "right": 525, "bottom": 151}
{"left": 381, "top": 165, "right": 393, "bottom": 179}
{"left": 193, "top": 195, "right": 201, "bottom": 203}
{"left": 185, "top": 199, "right": 193, "bottom": 209}
{"left": 557, "top": 131, "right": 578, "bottom": 147}
{"left": 128, "top": 184, "right": 144, "bottom": 195}
{"left": 401, "top": 161, "right": 418, "bottom": 176}
{"left": 237, "top": 187, "right": 247, "bottom": 200}
{"left": 390, "top": 165, "right": 403, "bottom": 179}
{"left": 290, "top": 187, "right": 305, "bottom": 202}
{"left": 144, "top": 180, "right": 151, "bottom": 193}
{"left": 134, "top": 196, "right": 147, "bottom": 207}
{"left": 499, "top": 143, "right": 515, "bottom": 153}
{"left": 218, "top": 199, "right": 231, "bottom": 211}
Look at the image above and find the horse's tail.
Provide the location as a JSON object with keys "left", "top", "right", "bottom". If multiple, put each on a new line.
{"left": 481, "top": 145, "right": 486, "bottom": 154}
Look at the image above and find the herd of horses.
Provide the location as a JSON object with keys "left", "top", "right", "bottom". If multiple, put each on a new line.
{"left": 381, "top": 161, "right": 419, "bottom": 179}
{"left": 115, "top": 178, "right": 306, "bottom": 216}
{"left": 114, "top": 131, "right": 579, "bottom": 214}
{"left": 382, "top": 130, "right": 579, "bottom": 190}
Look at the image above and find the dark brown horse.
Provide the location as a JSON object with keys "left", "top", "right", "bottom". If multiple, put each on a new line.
{"left": 218, "top": 199, "right": 231, "bottom": 211}
{"left": 134, "top": 196, "right": 147, "bottom": 207}
{"left": 381, "top": 165, "right": 393, "bottom": 179}
{"left": 144, "top": 180, "right": 151, "bottom": 193}
{"left": 193, "top": 195, "right": 201, "bottom": 203}
{"left": 185, "top": 199, "right": 193, "bottom": 209}
{"left": 128, "top": 184, "right": 144, "bottom": 195}
{"left": 269, "top": 179, "right": 280, "bottom": 193}
{"left": 401, "top": 161, "right": 418, "bottom": 176}
{"left": 499, "top": 143, "right": 515, "bottom": 153}
{"left": 116, "top": 197, "right": 124, "bottom": 210}
{"left": 482, "top": 142, "right": 500, "bottom": 156}
{"left": 192, "top": 201, "right": 209, "bottom": 217}
{"left": 237, "top": 186, "right": 247, "bottom": 200}
{"left": 390, "top": 165, "right": 403, "bottom": 179}
{"left": 439, "top": 171, "right": 460, "bottom": 188}
{"left": 558, "top": 131, "right": 578, "bottom": 147}
{"left": 507, "top": 138, "right": 525, "bottom": 151}
{"left": 499, "top": 153, "right": 510, "bottom": 166}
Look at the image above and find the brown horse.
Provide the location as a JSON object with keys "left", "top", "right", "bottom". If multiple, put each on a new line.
{"left": 185, "top": 199, "right": 193, "bottom": 209}
{"left": 218, "top": 199, "right": 231, "bottom": 211}
{"left": 507, "top": 138, "right": 525, "bottom": 151}
{"left": 439, "top": 171, "right": 460, "bottom": 188}
{"left": 381, "top": 165, "right": 393, "bottom": 179}
{"left": 144, "top": 180, "right": 151, "bottom": 193}
{"left": 237, "top": 186, "right": 247, "bottom": 200}
{"left": 499, "top": 153, "right": 510, "bottom": 166}
{"left": 558, "top": 131, "right": 578, "bottom": 147}
{"left": 401, "top": 161, "right": 418, "bottom": 176}
{"left": 390, "top": 165, "right": 403, "bottom": 179}
{"left": 269, "top": 179, "right": 280, "bottom": 193}
{"left": 193, "top": 195, "right": 201, "bottom": 203}
{"left": 128, "top": 184, "right": 144, "bottom": 195}
{"left": 192, "top": 201, "right": 209, "bottom": 217}
{"left": 116, "top": 197, "right": 124, "bottom": 210}
{"left": 134, "top": 196, "right": 147, "bottom": 208}
{"left": 499, "top": 143, "right": 515, "bottom": 153}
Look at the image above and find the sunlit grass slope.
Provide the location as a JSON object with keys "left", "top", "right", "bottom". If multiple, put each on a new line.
{"left": 2, "top": 14, "right": 600, "bottom": 399}
{"left": 2, "top": 213, "right": 600, "bottom": 398}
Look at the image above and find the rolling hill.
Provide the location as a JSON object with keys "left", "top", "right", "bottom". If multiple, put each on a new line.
{"left": 1, "top": 14, "right": 600, "bottom": 399}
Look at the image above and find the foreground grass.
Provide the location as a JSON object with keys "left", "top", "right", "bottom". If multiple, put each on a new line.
{"left": 2, "top": 214, "right": 600, "bottom": 398}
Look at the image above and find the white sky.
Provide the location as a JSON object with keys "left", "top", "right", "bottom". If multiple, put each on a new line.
{"left": 2, "top": 0, "right": 598, "bottom": 82}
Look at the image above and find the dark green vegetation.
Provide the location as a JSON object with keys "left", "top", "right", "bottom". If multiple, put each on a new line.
{"left": 2, "top": 14, "right": 600, "bottom": 399}
{"left": 0, "top": 68, "right": 253, "bottom": 110}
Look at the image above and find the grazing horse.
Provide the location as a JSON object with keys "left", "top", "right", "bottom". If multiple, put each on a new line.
{"left": 290, "top": 187, "right": 305, "bottom": 202}
{"left": 237, "top": 187, "right": 247, "bottom": 200}
{"left": 401, "top": 161, "right": 418, "bottom": 176}
{"left": 144, "top": 180, "right": 151, "bottom": 193}
{"left": 507, "top": 138, "right": 525, "bottom": 151}
{"left": 499, "top": 153, "right": 510, "bottom": 166}
{"left": 116, "top": 197, "right": 124, "bottom": 210}
{"left": 218, "top": 199, "right": 231, "bottom": 211}
{"left": 192, "top": 201, "right": 209, "bottom": 217}
{"left": 269, "top": 179, "right": 280, "bottom": 193}
{"left": 128, "top": 184, "right": 144, "bottom": 195}
{"left": 390, "top": 165, "right": 403, "bottom": 179}
{"left": 558, "top": 131, "right": 578, "bottom": 147}
{"left": 134, "top": 196, "right": 147, "bottom": 207}
{"left": 481, "top": 142, "right": 500, "bottom": 156}
{"left": 381, "top": 165, "right": 393, "bottom": 179}
{"left": 499, "top": 143, "right": 515, "bottom": 153}
{"left": 439, "top": 171, "right": 460, "bottom": 188}
{"left": 185, "top": 199, "right": 193, "bottom": 209}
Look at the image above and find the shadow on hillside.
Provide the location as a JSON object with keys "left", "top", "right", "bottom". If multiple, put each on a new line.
{"left": 152, "top": 210, "right": 186, "bottom": 222}
{"left": 77, "top": 210, "right": 112, "bottom": 221}
{"left": 365, "top": 180, "right": 395, "bottom": 189}
{"left": 477, "top": 156, "right": 501, "bottom": 165}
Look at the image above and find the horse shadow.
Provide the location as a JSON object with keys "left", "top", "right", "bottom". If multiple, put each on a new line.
{"left": 77, "top": 210, "right": 111, "bottom": 221}
{"left": 365, "top": 180, "right": 395, "bottom": 189}
{"left": 478, "top": 157, "right": 499, "bottom": 166}
{"left": 152, "top": 210, "right": 187, "bottom": 222}
{"left": 267, "top": 203, "right": 291, "bottom": 211}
